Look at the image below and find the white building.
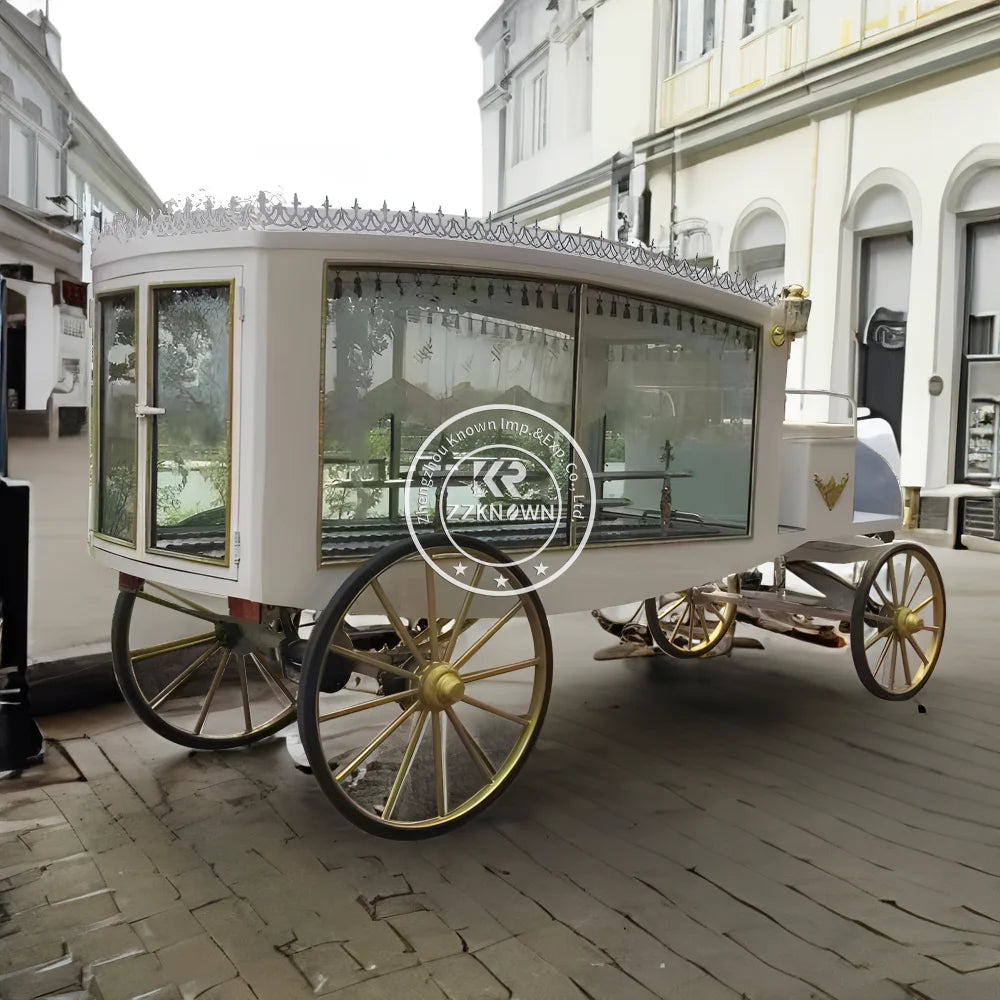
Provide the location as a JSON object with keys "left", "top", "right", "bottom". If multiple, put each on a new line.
{"left": 477, "top": 0, "right": 1000, "bottom": 546}
{"left": 0, "top": 1, "right": 159, "bottom": 437}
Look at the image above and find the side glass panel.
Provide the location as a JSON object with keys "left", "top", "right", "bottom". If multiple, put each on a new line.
{"left": 577, "top": 289, "right": 758, "bottom": 541}
{"left": 96, "top": 291, "right": 138, "bottom": 542}
{"left": 150, "top": 284, "right": 233, "bottom": 561}
{"left": 320, "top": 268, "right": 577, "bottom": 560}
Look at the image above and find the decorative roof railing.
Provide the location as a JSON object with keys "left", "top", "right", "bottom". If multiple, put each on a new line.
{"left": 93, "top": 193, "right": 778, "bottom": 305}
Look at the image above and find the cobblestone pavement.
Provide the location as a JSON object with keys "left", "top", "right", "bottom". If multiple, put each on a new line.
{"left": 3, "top": 546, "right": 1000, "bottom": 1000}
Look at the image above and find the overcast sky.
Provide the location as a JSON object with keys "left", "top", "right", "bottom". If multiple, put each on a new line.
{"left": 12, "top": 0, "right": 499, "bottom": 214}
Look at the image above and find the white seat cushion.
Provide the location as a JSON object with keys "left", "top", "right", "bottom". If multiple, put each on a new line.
{"left": 782, "top": 421, "right": 854, "bottom": 440}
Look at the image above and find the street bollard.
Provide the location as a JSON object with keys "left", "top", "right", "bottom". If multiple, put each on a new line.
{"left": 0, "top": 478, "right": 42, "bottom": 772}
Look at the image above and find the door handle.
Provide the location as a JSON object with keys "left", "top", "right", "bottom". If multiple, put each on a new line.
{"left": 135, "top": 404, "right": 165, "bottom": 417}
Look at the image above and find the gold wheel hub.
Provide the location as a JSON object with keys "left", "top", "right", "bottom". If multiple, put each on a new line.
{"left": 419, "top": 662, "right": 465, "bottom": 711}
{"left": 893, "top": 606, "right": 923, "bottom": 639}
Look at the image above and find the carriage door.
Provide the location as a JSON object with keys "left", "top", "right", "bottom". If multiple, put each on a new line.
{"left": 145, "top": 274, "right": 239, "bottom": 569}
{"left": 857, "top": 233, "right": 912, "bottom": 449}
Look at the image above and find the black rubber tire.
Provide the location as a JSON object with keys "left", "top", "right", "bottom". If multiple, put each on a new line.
{"left": 297, "top": 532, "right": 552, "bottom": 839}
{"left": 849, "top": 542, "right": 946, "bottom": 701}
{"left": 111, "top": 588, "right": 297, "bottom": 751}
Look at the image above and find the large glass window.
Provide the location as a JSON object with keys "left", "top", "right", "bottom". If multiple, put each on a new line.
{"left": 97, "top": 291, "right": 138, "bottom": 542}
{"left": 675, "top": 0, "right": 716, "bottom": 68}
{"left": 320, "top": 268, "right": 577, "bottom": 560}
{"left": 576, "top": 288, "right": 758, "bottom": 542}
{"left": 149, "top": 284, "right": 233, "bottom": 561}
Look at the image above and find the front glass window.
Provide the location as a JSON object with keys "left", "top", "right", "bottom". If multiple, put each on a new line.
{"left": 320, "top": 268, "right": 577, "bottom": 560}
{"left": 97, "top": 291, "right": 138, "bottom": 542}
{"left": 576, "top": 289, "right": 758, "bottom": 542}
{"left": 149, "top": 284, "right": 233, "bottom": 560}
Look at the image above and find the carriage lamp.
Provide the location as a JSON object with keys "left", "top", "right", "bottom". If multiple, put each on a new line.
{"left": 770, "top": 284, "right": 811, "bottom": 347}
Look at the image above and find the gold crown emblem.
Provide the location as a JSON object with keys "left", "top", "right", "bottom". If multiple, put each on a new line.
{"left": 814, "top": 473, "right": 850, "bottom": 511}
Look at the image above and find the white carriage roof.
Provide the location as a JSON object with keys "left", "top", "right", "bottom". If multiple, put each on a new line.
{"left": 93, "top": 194, "right": 778, "bottom": 306}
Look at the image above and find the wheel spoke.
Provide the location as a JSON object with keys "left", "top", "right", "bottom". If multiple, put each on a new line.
{"left": 462, "top": 658, "right": 538, "bottom": 683}
{"left": 886, "top": 558, "right": 900, "bottom": 607}
{"left": 865, "top": 626, "right": 894, "bottom": 651}
{"left": 887, "top": 638, "right": 898, "bottom": 688}
{"left": 657, "top": 595, "right": 686, "bottom": 620}
{"left": 871, "top": 578, "right": 892, "bottom": 608}
{"left": 424, "top": 564, "right": 441, "bottom": 662}
{"left": 900, "top": 553, "right": 912, "bottom": 609}
{"left": 328, "top": 643, "right": 421, "bottom": 682}
{"left": 445, "top": 705, "right": 495, "bottom": 781}
{"left": 382, "top": 709, "right": 428, "bottom": 820}
{"left": 131, "top": 632, "right": 215, "bottom": 663}
{"left": 334, "top": 701, "right": 420, "bottom": 782}
{"left": 148, "top": 642, "right": 223, "bottom": 710}
{"left": 687, "top": 601, "right": 695, "bottom": 648}
{"left": 911, "top": 594, "right": 935, "bottom": 615}
{"left": 669, "top": 604, "right": 688, "bottom": 643}
{"left": 899, "top": 641, "right": 912, "bottom": 686}
{"left": 444, "top": 565, "right": 485, "bottom": 662}
{"left": 193, "top": 650, "right": 230, "bottom": 735}
{"left": 903, "top": 569, "right": 927, "bottom": 608}
{"left": 318, "top": 688, "right": 415, "bottom": 723}
{"left": 370, "top": 580, "right": 427, "bottom": 667}
{"left": 905, "top": 634, "right": 929, "bottom": 667}
{"left": 432, "top": 711, "right": 446, "bottom": 817}
{"left": 237, "top": 657, "right": 253, "bottom": 734}
{"left": 250, "top": 651, "right": 296, "bottom": 706}
{"left": 461, "top": 694, "right": 529, "bottom": 726}
{"left": 453, "top": 603, "right": 522, "bottom": 670}
{"left": 696, "top": 605, "right": 712, "bottom": 645}
{"left": 871, "top": 635, "right": 893, "bottom": 679}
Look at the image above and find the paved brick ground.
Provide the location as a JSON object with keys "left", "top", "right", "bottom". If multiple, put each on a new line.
{"left": 3, "top": 545, "right": 1000, "bottom": 1000}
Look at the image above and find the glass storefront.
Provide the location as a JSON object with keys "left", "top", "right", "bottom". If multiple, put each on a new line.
{"left": 960, "top": 220, "right": 1000, "bottom": 483}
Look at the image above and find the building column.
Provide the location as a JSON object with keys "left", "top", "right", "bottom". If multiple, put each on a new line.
{"left": 800, "top": 112, "right": 853, "bottom": 421}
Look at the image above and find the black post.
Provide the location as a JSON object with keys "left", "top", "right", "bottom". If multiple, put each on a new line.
{"left": 0, "top": 277, "right": 43, "bottom": 771}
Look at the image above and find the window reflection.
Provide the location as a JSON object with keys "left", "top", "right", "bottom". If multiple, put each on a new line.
{"left": 150, "top": 285, "right": 232, "bottom": 560}
{"left": 320, "top": 268, "right": 577, "bottom": 559}
{"left": 97, "top": 291, "right": 137, "bottom": 542}
{"left": 576, "top": 289, "right": 758, "bottom": 541}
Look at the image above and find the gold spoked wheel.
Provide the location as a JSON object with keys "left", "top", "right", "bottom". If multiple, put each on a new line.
{"left": 643, "top": 575, "right": 740, "bottom": 658}
{"left": 850, "top": 543, "right": 945, "bottom": 700}
{"left": 297, "top": 533, "right": 552, "bottom": 839}
{"left": 111, "top": 582, "right": 298, "bottom": 750}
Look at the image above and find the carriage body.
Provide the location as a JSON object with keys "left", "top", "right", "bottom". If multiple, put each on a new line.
{"left": 87, "top": 202, "right": 933, "bottom": 840}
{"left": 88, "top": 204, "right": 899, "bottom": 618}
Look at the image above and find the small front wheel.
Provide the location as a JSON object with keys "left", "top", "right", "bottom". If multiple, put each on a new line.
{"left": 643, "top": 576, "right": 740, "bottom": 658}
{"left": 112, "top": 583, "right": 298, "bottom": 750}
{"left": 850, "top": 543, "right": 945, "bottom": 700}
{"left": 298, "top": 533, "right": 552, "bottom": 839}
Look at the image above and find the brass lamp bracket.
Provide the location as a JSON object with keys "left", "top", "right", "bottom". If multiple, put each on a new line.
{"left": 770, "top": 284, "right": 811, "bottom": 349}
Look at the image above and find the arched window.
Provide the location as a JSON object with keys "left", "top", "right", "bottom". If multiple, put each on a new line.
{"left": 730, "top": 208, "right": 785, "bottom": 289}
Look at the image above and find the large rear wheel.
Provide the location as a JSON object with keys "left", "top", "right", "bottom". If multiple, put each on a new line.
{"left": 298, "top": 534, "right": 552, "bottom": 839}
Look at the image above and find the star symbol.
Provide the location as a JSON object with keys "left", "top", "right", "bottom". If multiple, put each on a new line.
{"left": 453, "top": 562, "right": 468, "bottom": 576}
{"left": 494, "top": 574, "right": 510, "bottom": 589}
{"left": 534, "top": 563, "right": 549, "bottom": 576}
